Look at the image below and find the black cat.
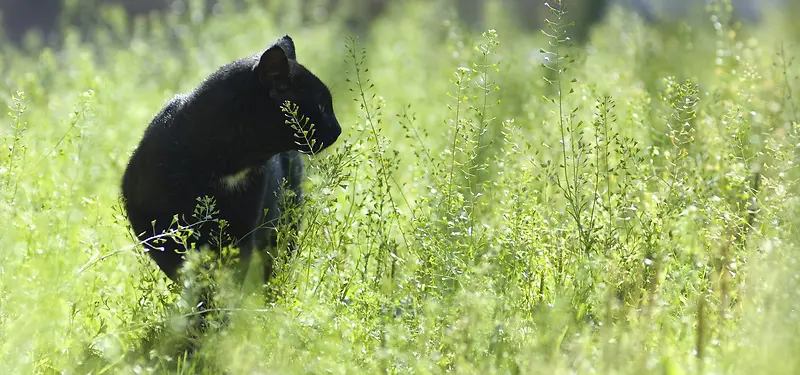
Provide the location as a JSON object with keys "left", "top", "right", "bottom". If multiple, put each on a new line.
{"left": 121, "top": 35, "right": 341, "bottom": 284}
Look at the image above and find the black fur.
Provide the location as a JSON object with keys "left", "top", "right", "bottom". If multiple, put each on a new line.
{"left": 121, "top": 35, "right": 341, "bottom": 283}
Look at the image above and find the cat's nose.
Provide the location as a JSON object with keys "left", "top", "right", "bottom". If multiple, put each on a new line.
{"left": 314, "top": 129, "right": 340, "bottom": 153}
{"left": 330, "top": 125, "right": 341, "bottom": 143}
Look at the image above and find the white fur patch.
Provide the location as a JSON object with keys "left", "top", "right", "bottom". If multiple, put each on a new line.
{"left": 220, "top": 168, "right": 251, "bottom": 191}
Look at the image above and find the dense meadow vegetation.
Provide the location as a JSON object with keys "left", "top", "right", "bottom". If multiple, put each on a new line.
{"left": 2, "top": 0, "right": 800, "bottom": 373}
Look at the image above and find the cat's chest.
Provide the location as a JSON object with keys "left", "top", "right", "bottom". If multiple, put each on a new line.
{"left": 218, "top": 167, "right": 254, "bottom": 192}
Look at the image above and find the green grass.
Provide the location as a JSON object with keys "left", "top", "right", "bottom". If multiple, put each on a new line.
{"left": 2, "top": 0, "right": 800, "bottom": 373}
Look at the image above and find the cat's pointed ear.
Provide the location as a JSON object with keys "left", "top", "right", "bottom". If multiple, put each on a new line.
{"left": 277, "top": 35, "right": 296, "bottom": 60}
{"left": 255, "top": 44, "right": 290, "bottom": 92}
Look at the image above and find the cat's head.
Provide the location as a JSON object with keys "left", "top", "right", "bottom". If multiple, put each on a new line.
{"left": 254, "top": 35, "right": 342, "bottom": 154}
